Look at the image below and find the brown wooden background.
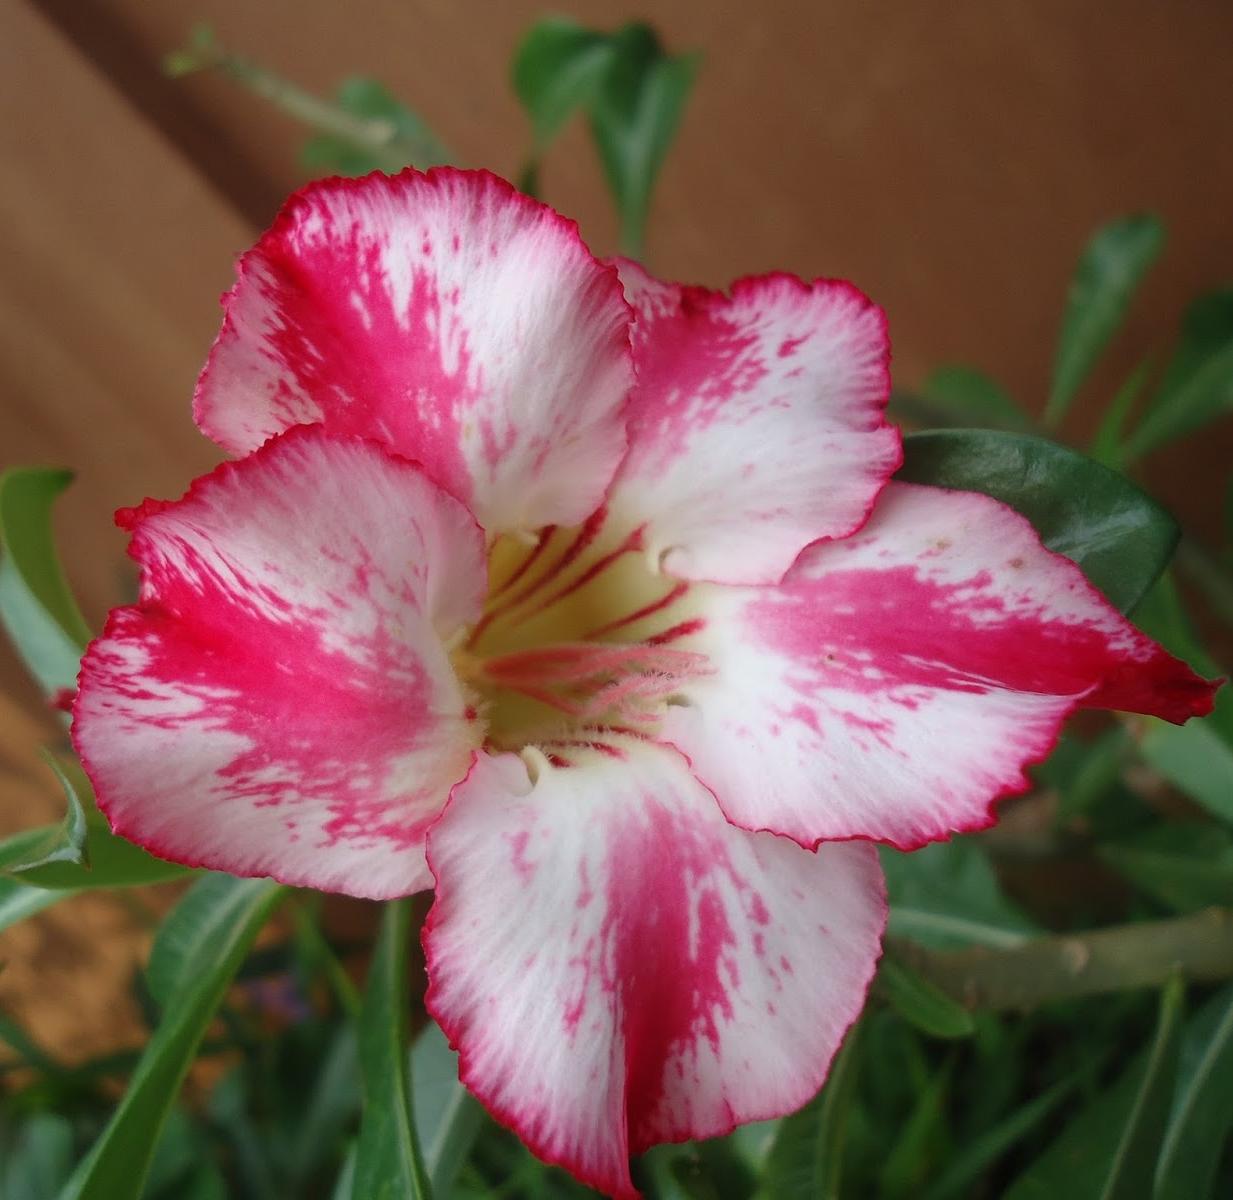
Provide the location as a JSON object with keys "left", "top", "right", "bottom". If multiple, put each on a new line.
{"left": 1, "top": 0, "right": 1231, "bottom": 1053}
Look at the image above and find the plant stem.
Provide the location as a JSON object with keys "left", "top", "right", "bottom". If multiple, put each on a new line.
{"left": 165, "top": 27, "right": 449, "bottom": 171}
{"left": 892, "top": 907, "right": 1233, "bottom": 1011}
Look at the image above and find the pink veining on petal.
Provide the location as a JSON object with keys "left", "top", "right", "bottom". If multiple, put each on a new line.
{"left": 424, "top": 741, "right": 886, "bottom": 1199}
{"left": 604, "top": 259, "right": 901, "bottom": 585}
{"left": 72, "top": 427, "right": 486, "bottom": 899}
{"left": 195, "top": 168, "right": 634, "bottom": 534}
{"left": 662, "top": 481, "right": 1218, "bottom": 852}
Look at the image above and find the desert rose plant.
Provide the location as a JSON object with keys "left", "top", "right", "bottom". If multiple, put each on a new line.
{"left": 2, "top": 17, "right": 1232, "bottom": 1200}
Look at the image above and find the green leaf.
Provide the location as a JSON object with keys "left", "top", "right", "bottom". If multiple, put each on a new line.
{"left": 412, "top": 1019, "right": 485, "bottom": 1196}
{"left": 1046, "top": 214, "right": 1164, "bottom": 428}
{"left": 1122, "top": 286, "right": 1233, "bottom": 462}
{"left": 896, "top": 429, "right": 1179, "bottom": 614}
{"left": 1099, "top": 824, "right": 1233, "bottom": 911}
{"left": 1049, "top": 727, "right": 1131, "bottom": 824}
{"left": 514, "top": 18, "right": 615, "bottom": 145}
{"left": 57, "top": 876, "right": 285, "bottom": 1200}
{"left": 1140, "top": 718, "right": 1233, "bottom": 824}
{"left": 920, "top": 1078, "right": 1076, "bottom": 1200}
{"left": 1155, "top": 982, "right": 1233, "bottom": 1200}
{"left": 879, "top": 1061, "right": 955, "bottom": 1199}
{"left": 1005, "top": 975, "right": 1184, "bottom": 1200}
{"left": 0, "top": 467, "right": 91, "bottom": 694}
{"left": 588, "top": 24, "right": 697, "bottom": 257}
{"left": 0, "top": 761, "right": 191, "bottom": 892}
{"left": 881, "top": 840, "right": 1039, "bottom": 950}
{"left": 146, "top": 872, "right": 265, "bottom": 1007}
{"left": 354, "top": 898, "right": 430, "bottom": 1200}
{"left": 1091, "top": 359, "right": 1152, "bottom": 466}
{"left": 2, "top": 1113, "right": 76, "bottom": 1199}
{"left": 877, "top": 958, "right": 975, "bottom": 1039}
{"left": 302, "top": 77, "right": 449, "bottom": 176}
{"left": 0, "top": 875, "right": 63, "bottom": 933}
{"left": 0, "top": 753, "right": 87, "bottom": 876}
{"left": 763, "top": 1023, "right": 863, "bottom": 1199}
{"left": 918, "top": 365, "right": 1032, "bottom": 431}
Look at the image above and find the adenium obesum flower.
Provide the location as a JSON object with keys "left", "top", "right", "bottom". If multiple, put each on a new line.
{"left": 72, "top": 169, "right": 1215, "bottom": 1197}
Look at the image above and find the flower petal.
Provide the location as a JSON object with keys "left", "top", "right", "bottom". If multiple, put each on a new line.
{"left": 194, "top": 168, "right": 633, "bottom": 533}
{"left": 660, "top": 482, "right": 1218, "bottom": 849}
{"left": 605, "top": 260, "right": 900, "bottom": 585}
{"left": 424, "top": 739, "right": 885, "bottom": 1198}
{"left": 72, "top": 427, "right": 485, "bottom": 898}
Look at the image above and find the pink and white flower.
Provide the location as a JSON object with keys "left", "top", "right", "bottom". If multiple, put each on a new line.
{"left": 72, "top": 169, "right": 1215, "bottom": 1198}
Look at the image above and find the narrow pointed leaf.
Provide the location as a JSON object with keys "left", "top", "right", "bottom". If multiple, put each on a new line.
{"left": 1155, "top": 983, "right": 1233, "bottom": 1200}
{"left": 0, "top": 876, "right": 63, "bottom": 932}
{"left": 1, "top": 753, "right": 88, "bottom": 875}
{"left": 896, "top": 430, "right": 1178, "bottom": 614}
{"left": 763, "top": 1023, "right": 863, "bottom": 1199}
{"left": 588, "top": 23, "right": 697, "bottom": 257}
{"left": 921, "top": 1078, "right": 1076, "bottom": 1200}
{"left": 1005, "top": 975, "right": 1184, "bottom": 1200}
{"left": 513, "top": 18, "right": 615, "bottom": 144}
{"left": 1, "top": 761, "right": 190, "bottom": 892}
{"left": 412, "top": 1019, "right": 485, "bottom": 1196}
{"left": 1046, "top": 214, "right": 1164, "bottom": 428}
{"left": 877, "top": 958, "right": 976, "bottom": 1039}
{"left": 57, "top": 876, "right": 285, "bottom": 1200}
{"left": 354, "top": 898, "right": 429, "bottom": 1200}
{"left": 1123, "top": 286, "right": 1233, "bottom": 462}
{"left": 0, "top": 467, "right": 90, "bottom": 695}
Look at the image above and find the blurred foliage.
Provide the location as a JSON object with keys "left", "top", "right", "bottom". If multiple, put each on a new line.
{"left": 1, "top": 14, "right": 1232, "bottom": 1200}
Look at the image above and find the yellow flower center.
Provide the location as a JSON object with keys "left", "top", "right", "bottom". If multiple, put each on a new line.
{"left": 453, "top": 514, "right": 708, "bottom": 753}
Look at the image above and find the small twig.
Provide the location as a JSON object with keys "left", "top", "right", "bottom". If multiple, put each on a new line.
{"left": 893, "top": 906, "right": 1233, "bottom": 1011}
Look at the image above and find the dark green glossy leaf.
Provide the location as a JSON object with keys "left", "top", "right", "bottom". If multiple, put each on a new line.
{"left": 0, "top": 467, "right": 90, "bottom": 694}
{"left": 1156, "top": 983, "right": 1233, "bottom": 1200}
{"left": 1005, "top": 975, "right": 1183, "bottom": 1200}
{"left": 1046, "top": 214, "right": 1164, "bottom": 428}
{"left": 57, "top": 877, "right": 285, "bottom": 1200}
{"left": 762, "top": 1023, "right": 863, "bottom": 1199}
{"left": 896, "top": 429, "right": 1179, "bottom": 613}
{"left": 412, "top": 1019, "right": 485, "bottom": 1196}
{"left": 881, "top": 840, "right": 1038, "bottom": 950}
{"left": 588, "top": 24, "right": 697, "bottom": 257}
{"left": 354, "top": 898, "right": 429, "bottom": 1200}
{"left": 1123, "top": 286, "right": 1233, "bottom": 462}
{"left": 877, "top": 958, "right": 975, "bottom": 1039}
{"left": 918, "top": 365, "right": 1032, "bottom": 431}
{"left": 1099, "top": 824, "right": 1233, "bottom": 911}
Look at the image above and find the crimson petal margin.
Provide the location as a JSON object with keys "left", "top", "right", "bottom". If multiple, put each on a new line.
{"left": 604, "top": 259, "right": 900, "bottom": 586}
{"left": 194, "top": 168, "right": 634, "bottom": 534}
{"left": 72, "top": 427, "right": 486, "bottom": 898}
{"left": 424, "top": 740, "right": 886, "bottom": 1199}
{"left": 661, "top": 482, "right": 1218, "bottom": 850}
